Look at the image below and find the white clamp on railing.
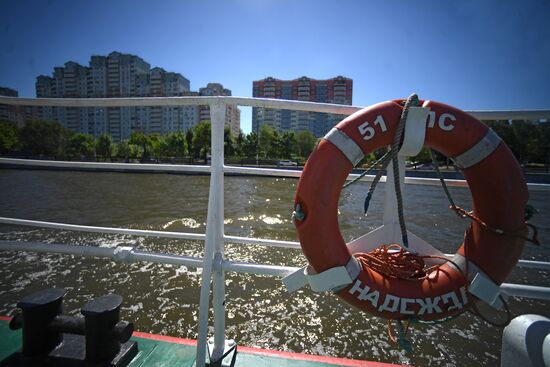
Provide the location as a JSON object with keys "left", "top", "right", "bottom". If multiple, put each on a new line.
{"left": 114, "top": 246, "right": 135, "bottom": 263}
{"left": 282, "top": 256, "right": 361, "bottom": 293}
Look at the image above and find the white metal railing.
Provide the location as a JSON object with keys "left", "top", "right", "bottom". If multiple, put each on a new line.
{"left": 2, "top": 95, "right": 550, "bottom": 121}
{"left": 1, "top": 95, "right": 550, "bottom": 366}
{"left": 0, "top": 239, "right": 548, "bottom": 294}
{"left": 2, "top": 217, "right": 550, "bottom": 269}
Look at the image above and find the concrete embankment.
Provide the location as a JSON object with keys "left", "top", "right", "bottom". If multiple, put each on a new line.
{"left": 1, "top": 157, "right": 549, "bottom": 184}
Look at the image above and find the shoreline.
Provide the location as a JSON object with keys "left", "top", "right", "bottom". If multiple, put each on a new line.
{"left": 1, "top": 157, "right": 549, "bottom": 184}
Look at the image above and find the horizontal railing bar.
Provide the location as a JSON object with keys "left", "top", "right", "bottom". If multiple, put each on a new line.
{"left": 0, "top": 217, "right": 206, "bottom": 241}
{"left": 222, "top": 260, "right": 297, "bottom": 277}
{"left": 0, "top": 216, "right": 301, "bottom": 249}
{"left": 500, "top": 283, "right": 550, "bottom": 300}
{"left": 0, "top": 96, "right": 359, "bottom": 115}
{"left": 0, "top": 240, "right": 548, "bottom": 300}
{"left": 224, "top": 165, "right": 302, "bottom": 178}
{"left": 3, "top": 158, "right": 549, "bottom": 191}
{"left": 0, "top": 157, "right": 211, "bottom": 174}
{"left": 1, "top": 96, "right": 550, "bottom": 120}
{"left": 0, "top": 240, "right": 119, "bottom": 258}
{"left": 225, "top": 96, "right": 361, "bottom": 115}
{"left": 0, "top": 240, "right": 295, "bottom": 277}
{"left": 224, "top": 235, "right": 301, "bottom": 249}
{"left": 224, "top": 166, "right": 547, "bottom": 191}
{"left": 228, "top": 165, "right": 476, "bottom": 190}
{"left": 465, "top": 110, "right": 550, "bottom": 121}
{"left": 0, "top": 240, "right": 203, "bottom": 268}
{"left": 131, "top": 251, "right": 203, "bottom": 268}
{"left": 511, "top": 259, "right": 550, "bottom": 271}
{"left": 0, "top": 217, "right": 548, "bottom": 267}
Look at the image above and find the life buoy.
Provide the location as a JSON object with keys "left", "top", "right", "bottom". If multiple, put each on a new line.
{"left": 294, "top": 99, "right": 528, "bottom": 321}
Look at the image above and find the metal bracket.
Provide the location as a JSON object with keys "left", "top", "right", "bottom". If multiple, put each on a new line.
{"left": 114, "top": 246, "right": 134, "bottom": 263}
{"left": 282, "top": 257, "right": 360, "bottom": 294}
{"left": 469, "top": 273, "right": 504, "bottom": 309}
{"left": 206, "top": 338, "right": 237, "bottom": 367}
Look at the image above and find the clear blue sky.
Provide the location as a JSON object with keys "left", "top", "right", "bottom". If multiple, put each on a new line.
{"left": 1, "top": 0, "right": 549, "bottom": 133}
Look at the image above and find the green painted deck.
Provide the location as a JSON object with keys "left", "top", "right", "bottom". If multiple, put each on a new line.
{"left": 0, "top": 318, "right": 402, "bottom": 367}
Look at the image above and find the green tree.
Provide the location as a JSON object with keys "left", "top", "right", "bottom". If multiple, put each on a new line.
{"left": 258, "top": 124, "right": 275, "bottom": 158}
{"left": 67, "top": 133, "right": 94, "bottom": 159}
{"left": 224, "top": 126, "right": 236, "bottom": 157}
{"left": 161, "top": 131, "right": 186, "bottom": 158}
{"left": 185, "top": 129, "right": 194, "bottom": 157}
{"left": 243, "top": 132, "right": 258, "bottom": 159}
{"left": 280, "top": 130, "right": 297, "bottom": 159}
{"left": 0, "top": 120, "right": 19, "bottom": 154}
{"left": 512, "top": 120, "right": 540, "bottom": 164}
{"left": 116, "top": 140, "right": 131, "bottom": 162}
{"left": 486, "top": 119, "right": 546, "bottom": 164}
{"left": 296, "top": 130, "right": 316, "bottom": 158}
{"left": 148, "top": 133, "right": 163, "bottom": 162}
{"left": 129, "top": 131, "right": 151, "bottom": 161}
{"left": 19, "top": 120, "right": 69, "bottom": 157}
{"left": 269, "top": 129, "right": 284, "bottom": 158}
{"left": 96, "top": 133, "right": 114, "bottom": 161}
{"left": 234, "top": 131, "right": 245, "bottom": 157}
{"left": 540, "top": 123, "right": 550, "bottom": 166}
{"left": 117, "top": 139, "right": 142, "bottom": 162}
{"left": 487, "top": 120, "right": 521, "bottom": 160}
{"left": 411, "top": 147, "right": 432, "bottom": 165}
{"left": 192, "top": 121, "right": 211, "bottom": 161}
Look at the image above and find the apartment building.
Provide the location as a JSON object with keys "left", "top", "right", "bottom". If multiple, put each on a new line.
{"left": 252, "top": 76, "right": 353, "bottom": 137}
{"left": 35, "top": 52, "right": 199, "bottom": 141}
{"left": 197, "top": 83, "right": 241, "bottom": 136}
{"left": 0, "top": 87, "right": 26, "bottom": 127}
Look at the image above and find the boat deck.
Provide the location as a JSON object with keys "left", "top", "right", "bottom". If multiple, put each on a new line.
{"left": 0, "top": 318, "right": 402, "bottom": 367}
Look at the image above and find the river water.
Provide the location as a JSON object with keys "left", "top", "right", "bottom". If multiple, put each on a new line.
{"left": 0, "top": 168, "right": 549, "bottom": 366}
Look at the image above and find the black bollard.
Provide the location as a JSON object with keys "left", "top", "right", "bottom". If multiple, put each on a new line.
{"left": 3, "top": 289, "right": 137, "bottom": 367}
{"left": 11, "top": 288, "right": 67, "bottom": 357}
{"left": 81, "top": 294, "right": 134, "bottom": 364}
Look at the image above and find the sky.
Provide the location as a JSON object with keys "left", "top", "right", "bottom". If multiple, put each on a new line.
{"left": 1, "top": 0, "right": 549, "bottom": 134}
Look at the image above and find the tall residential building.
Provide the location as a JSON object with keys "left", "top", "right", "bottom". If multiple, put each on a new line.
{"left": 0, "top": 87, "right": 26, "bottom": 127}
{"left": 198, "top": 83, "right": 241, "bottom": 136}
{"left": 35, "top": 52, "right": 199, "bottom": 141}
{"left": 252, "top": 76, "right": 353, "bottom": 137}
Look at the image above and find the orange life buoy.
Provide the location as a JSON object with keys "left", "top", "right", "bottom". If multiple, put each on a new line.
{"left": 294, "top": 99, "right": 528, "bottom": 321}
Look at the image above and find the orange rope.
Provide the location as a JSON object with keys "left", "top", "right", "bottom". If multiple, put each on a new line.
{"left": 387, "top": 320, "right": 398, "bottom": 343}
{"left": 358, "top": 243, "right": 514, "bottom": 329}
{"left": 451, "top": 205, "right": 540, "bottom": 245}
{"left": 387, "top": 319, "right": 410, "bottom": 343}
{"left": 355, "top": 244, "right": 440, "bottom": 280}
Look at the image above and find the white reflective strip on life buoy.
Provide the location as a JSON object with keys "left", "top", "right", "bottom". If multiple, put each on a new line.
{"left": 282, "top": 256, "right": 361, "bottom": 293}
{"left": 453, "top": 129, "right": 502, "bottom": 169}
{"left": 323, "top": 128, "right": 364, "bottom": 167}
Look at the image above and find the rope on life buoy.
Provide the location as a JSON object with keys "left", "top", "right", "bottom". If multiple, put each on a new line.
{"left": 428, "top": 148, "right": 540, "bottom": 246}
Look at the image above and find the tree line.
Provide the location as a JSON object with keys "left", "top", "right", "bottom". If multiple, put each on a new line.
{"left": 485, "top": 120, "right": 550, "bottom": 165}
{"left": 398, "top": 120, "right": 550, "bottom": 169}
{"left": 0, "top": 119, "right": 318, "bottom": 164}
{"left": 1, "top": 118, "right": 548, "bottom": 166}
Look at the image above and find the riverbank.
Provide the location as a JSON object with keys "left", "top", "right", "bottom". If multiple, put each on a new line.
{"left": 1, "top": 157, "right": 550, "bottom": 184}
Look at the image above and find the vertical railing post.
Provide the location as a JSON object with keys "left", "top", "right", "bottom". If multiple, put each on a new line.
{"left": 196, "top": 98, "right": 226, "bottom": 366}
